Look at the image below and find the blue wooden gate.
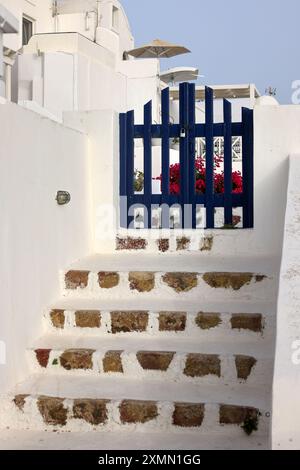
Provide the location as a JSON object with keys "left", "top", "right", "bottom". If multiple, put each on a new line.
{"left": 119, "top": 83, "right": 253, "bottom": 229}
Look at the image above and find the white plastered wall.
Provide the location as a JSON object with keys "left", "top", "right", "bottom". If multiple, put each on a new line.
{"left": 0, "top": 101, "right": 92, "bottom": 394}
{"left": 253, "top": 105, "right": 300, "bottom": 256}
{"left": 1, "top": 0, "right": 54, "bottom": 52}
{"left": 18, "top": 33, "right": 159, "bottom": 122}
{"left": 64, "top": 108, "right": 119, "bottom": 253}
{"left": 272, "top": 154, "right": 300, "bottom": 449}
{"left": 254, "top": 106, "right": 300, "bottom": 447}
{"left": 0, "top": 0, "right": 134, "bottom": 56}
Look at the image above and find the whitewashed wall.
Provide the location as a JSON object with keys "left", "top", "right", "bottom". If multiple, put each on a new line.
{"left": 0, "top": 20, "right": 4, "bottom": 97}
{"left": 254, "top": 105, "right": 300, "bottom": 447}
{"left": 254, "top": 105, "right": 300, "bottom": 256}
{"left": 0, "top": 0, "right": 133, "bottom": 56}
{"left": 1, "top": 0, "right": 53, "bottom": 51}
{"left": 0, "top": 0, "right": 134, "bottom": 107}
{"left": 272, "top": 154, "right": 300, "bottom": 449}
{"left": 56, "top": 0, "right": 134, "bottom": 57}
{"left": 18, "top": 33, "right": 159, "bottom": 122}
{"left": 0, "top": 102, "right": 92, "bottom": 394}
{"left": 64, "top": 109, "right": 119, "bottom": 253}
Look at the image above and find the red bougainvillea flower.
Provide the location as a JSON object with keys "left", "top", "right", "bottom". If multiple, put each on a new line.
{"left": 155, "top": 156, "right": 243, "bottom": 195}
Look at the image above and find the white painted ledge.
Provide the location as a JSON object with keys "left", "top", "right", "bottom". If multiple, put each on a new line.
{"left": 272, "top": 154, "right": 300, "bottom": 449}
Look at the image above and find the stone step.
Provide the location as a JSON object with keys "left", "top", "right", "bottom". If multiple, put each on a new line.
{"left": 62, "top": 253, "right": 278, "bottom": 302}
{"left": 8, "top": 395, "right": 266, "bottom": 434}
{"left": 3, "top": 375, "right": 270, "bottom": 434}
{"left": 31, "top": 348, "right": 272, "bottom": 386}
{"left": 114, "top": 232, "right": 279, "bottom": 265}
{"left": 50, "top": 296, "right": 277, "bottom": 315}
{"left": 0, "top": 428, "right": 270, "bottom": 450}
{"left": 116, "top": 233, "right": 219, "bottom": 253}
{"left": 62, "top": 269, "right": 276, "bottom": 302}
{"left": 30, "top": 336, "right": 273, "bottom": 386}
{"left": 45, "top": 308, "right": 274, "bottom": 343}
{"left": 11, "top": 374, "right": 271, "bottom": 407}
{"left": 32, "top": 334, "right": 273, "bottom": 358}
{"left": 65, "top": 252, "right": 278, "bottom": 275}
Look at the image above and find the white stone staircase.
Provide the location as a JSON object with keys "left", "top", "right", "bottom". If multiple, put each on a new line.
{"left": 0, "top": 244, "right": 279, "bottom": 449}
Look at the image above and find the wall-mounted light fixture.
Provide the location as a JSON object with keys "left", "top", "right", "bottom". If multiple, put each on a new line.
{"left": 56, "top": 191, "right": 71, "bottom": 205}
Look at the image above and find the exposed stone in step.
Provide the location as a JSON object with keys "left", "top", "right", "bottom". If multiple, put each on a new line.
{"left": 162, "top": 273, "right": 198, "bottom": 292}
{"left": 219, "top": 404, "right": 259, "bottom": 425}
{"left": 231, "top": 314, "right": 263, "bottom": 332}
{"left": 136, "top": 351, "right": 175, "bottom": 371}
{"left": 37, "top": 396, "right": 68, "bottom": 426}
{"left": 184, "top": 354, "right": 221, "bottom": 377}
{"left": 73, "top": 399, "right": 109, "bottom": 425}
{"left": 65, "top": 270, "right": 89, "bottom": 290}
{"left": 13, "top": 392, "right": 263, "bottom": 432}
{"left": 35, "top": 349, "right": 51, "bottom": 368}
{"left": 60, "top": 349, "right": 94, "bottom": 370}
{"left": 50, "top": 310, "right": 65, "bottom": 329}
{"left": 235, "top": 355, "right": 257, "bottom": 380}
{"left": 173, "top": 403, "right": 205, "bottom": 428}
{"left": 103, "top": 351, "right": 123, "bottom": 373}
{"left": 157, "top": 238, "right": 169, "bottom": 252}
{"left": 75, "top": 311, "right": 101, "bottom": 328}
{"left": 116, "top": 237, "right": 147, "bottom": 251}
{"left": 159, "top": 312, "right": 187, "bottom": 332}
{"left": 195, "top": 312, "right": 222, "bottom": 330}
{"left": 176, "top": 237, "right": 190, "bottom": 251}
{"left": 119, "top": 400, "right": 158, "bottom": 424}
{"left": 129, "top": 272, "right": 155, "bottom": 292}
{"left": 13, "top": 395, "right": 28, "bottom": 412}
{"left": 98, "top": 272, "right": 119, "bottom": 289}
{"left": 202, "top": 272, "right": 266, "bottom": 290}
{"left": 200, "top": 236, "right": 214, "bottom": 252}
{"left": 255, "top": 275, "right": 266, "bottom": 283}
{"left": 110, "top": 311, "right": 148, "bottom": 334}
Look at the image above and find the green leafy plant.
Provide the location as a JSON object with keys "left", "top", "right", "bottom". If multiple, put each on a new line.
{"left": 241, "top": 413, "right": 260, "bottom": 435}
{"left": 134, "top": 170, "right": 144, "bottom": 192}
{"left": 52, "top": 358, "right": 59, "bottom": 366}
{"left": 221, "top": 215, "right": 242, "bottom": 229}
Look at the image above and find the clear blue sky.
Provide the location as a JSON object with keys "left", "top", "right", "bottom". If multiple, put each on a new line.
{"left": 121, "top": 0, "right": 299, "bottom": 103}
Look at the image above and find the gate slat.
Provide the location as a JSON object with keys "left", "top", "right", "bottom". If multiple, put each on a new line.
{"left": 188, "top": 83, "right": 196, "bottom": 228}
{"left": 205, "top": 87, "right": 215, "bottom": 228}
{"left": 223, "top": 99, "right": 233, "bottom": 225}
{"left": 242, "top": 107, "right": 254, "bottom": 228}
{"left": 161, "top": 87, "right": 170, "bottom": 228}
{"left": 144, "top": 101, "right": 152, "bottom": 228}
{"left": 179, "top": 83, "right": 189, "bottom": 228}
{"left": 126, "top": 110, "right": 135, "bottom": 227}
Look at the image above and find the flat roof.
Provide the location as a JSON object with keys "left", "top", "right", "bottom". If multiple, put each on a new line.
{"left": 169, "top": 84, "right": 260, "bottom": 101}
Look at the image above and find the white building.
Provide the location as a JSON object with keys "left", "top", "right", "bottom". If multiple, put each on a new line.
{"left": 0, "top": 0, "right": 299, "bottom": 453}
{"left": 0, "top": 0, "right": 160, "bottom": 122}
{"left": 0, "top": 0, "right": 259, "bottom": 124}
{"left": 0, "top": 4, "right": 18, "bottom": 99}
